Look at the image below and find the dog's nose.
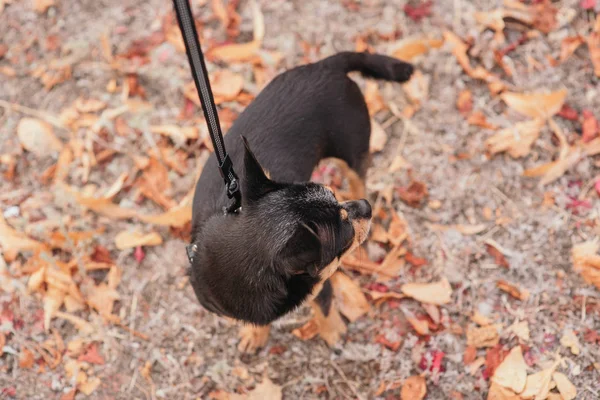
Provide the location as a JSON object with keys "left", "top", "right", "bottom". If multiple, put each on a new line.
{"left": 346, "top": 199, "right": 372, "bottom": 219}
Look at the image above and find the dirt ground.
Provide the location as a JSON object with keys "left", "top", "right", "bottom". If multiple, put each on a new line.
{"left": 1, "top": 0, "right": 600, "bottom": 399}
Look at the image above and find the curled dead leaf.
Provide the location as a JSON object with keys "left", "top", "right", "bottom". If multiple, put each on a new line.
{"left": 496, "top": 280, "right": 529, "bottom": 301}
{"left": 369, "top": 119, "right": 387, "bottom": 153}
{"left": 520, "top": 365, "right": 556, "bottom": 400}
{"left": 572, "top": 239, "right": 600, "bottom": 290}
{"left": 491, "top": 346, "right": 527, "bottom": 393}
{"left": 401, "top": 278, "right": 452, "bottom": 305}
{"left": 400, "top": 375, "right": 426, "bottom": 400}
{"left": 330, "top": 271, "right": 370, "bottom": 322}
{"left": 467, "top": 324, "right": 501, "bottom": 348}
{"left": 486, "top": 119, "right": 544, "bottom": 158}
{"left": 500, "top": 90, "right": 567, "bottom": 120}
{"left": 552, "top": 372, "right": 576, "bottom": 400}
{"left": 114, "top": 231, "right": 162, "bottom": 250}
{"left": 393, "top": 37, "right": 443, "bottom": 61}
{"left": 17, "top": 118, "right": 63, "bottom": 157}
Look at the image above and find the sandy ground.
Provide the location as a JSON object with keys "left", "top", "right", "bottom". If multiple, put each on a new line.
{"left": 1, "top": 0, "right": 600, "bottom": 399}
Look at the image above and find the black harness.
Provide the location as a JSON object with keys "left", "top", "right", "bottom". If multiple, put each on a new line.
{"left": 172, "top": 0, "right": 242, "bottom": 263}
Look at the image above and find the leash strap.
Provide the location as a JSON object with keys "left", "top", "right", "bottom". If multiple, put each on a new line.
{"left": 173, "top": 0, "right": 241, "bottom": 216}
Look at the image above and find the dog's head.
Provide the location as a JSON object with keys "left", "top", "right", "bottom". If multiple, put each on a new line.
{"left": 188, "top": 138, "right": 371, "bottom": 325}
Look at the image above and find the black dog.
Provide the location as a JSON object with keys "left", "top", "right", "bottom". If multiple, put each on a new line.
{"left": 189, "top": 52, "right": 413, "bottom": 352}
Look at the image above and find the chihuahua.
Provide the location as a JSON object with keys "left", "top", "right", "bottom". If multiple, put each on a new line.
{"left": 189, "top": 51, "right": 414, "bottom": 352}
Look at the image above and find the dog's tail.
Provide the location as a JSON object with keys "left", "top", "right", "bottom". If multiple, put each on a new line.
{"left": 320, "top": 51, "right": 414, "bottom": 83}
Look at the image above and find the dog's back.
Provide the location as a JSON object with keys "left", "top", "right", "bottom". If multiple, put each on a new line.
{"left": 192, "top": 52, "right": 413, "bottom": 230}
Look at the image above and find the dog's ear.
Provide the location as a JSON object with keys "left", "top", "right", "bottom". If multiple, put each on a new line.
{"left": 279, "top": 223, "right": 323, "bottom": 278}
{"left": 241, "top": 136, "right": 276, "bottom": 203}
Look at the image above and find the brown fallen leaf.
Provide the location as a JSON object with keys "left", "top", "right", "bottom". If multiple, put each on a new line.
{"left": 44, "top": 284, "right": 66, "bottom": 330}
{"left": 393, "top": 37, "right": 443, "bottom": 61}
{"left": 485, "top": 119, "right": 544, "bottom": 158}
{"left": 19, "top": 348, "right": 35, "bottom": 369}
{"left": 0, "top": 214, "right": 46, "bottom": 258}
{"left": 560, "top": 329, "right": 580, "bottom": 356}
{"left": 582, "top": 110, "right": 599, "bottom": 143}
{"left": 496, "top": 280, "right": 529, "bottom": 301}
{"left": 552, "top": 372, "right": 576, "bottom": 400}
{"left": 207, "top": 0, "right": 263, "bottom": 63}
{"left": 17, "top": 118, "right": 63, "bottom": 157}
{"left": 150, "top": 125, "right": 199, "bottom": 142}
{"left": 587, "top": 16, "right": 600, "bottom": 77}
{"left": 491, "top": 346, "right": 527, "bottom": 393}
{"left": 501, "top": 90, "right": 567, "bottom": 120}
{"left": 467, "top": 325, "right": 501, "bottom": 348}
{"left": 487, "top": 382, "right": 519, "bottom": 400}
{"left": 402, "top": 70, "right": 429, "bottom": 107}
{"left": 406, "top": 316, "right": 429, "bottom": 336}
{"left": 401, "top": 278, "right": 452, "bottom": 305}
{"left": 114, "top": 230, "right": 162, "bottom": 250}
{"left": 520, "top": 364, "right": 557, "bottom": 400}
{"left": 400, "top": 375, "right": 426, "bottom": 400}
{"left": 33, "top": 0, "right": 54, "bottom": 13}
{"left": 388, "top": 155, "right": 412, "bottom": 173}
{"left": 507, "top": 320, "right": 530, "bottom": 342}
{"left": 397, "top": 180, "right": 428, "bottom": 208}
{"left": 364, "top": 81, "right": 385, "bottom": 115}
{"left": 456, "top": 89, "right": 473, "bottom": 117}
{"left": 572, "top": 239, "right": 600, "bottom": 290}
{"left": 388, "top": 210, "right": 409, "bottom": 246}
{"left": 369, "top": 119, "right": 387, "bottom": 153}
{"left": 211, "top": 70, "right": 245, "bottom": 102}
{"left": 468, "top": 111, "right": 499, "bottom": 130}
{"left": 330, "top": 271, "right": 370, "bottom": 322}
{"left": 427, "top": 223, "right": 487, "bottom": 236}
{"left": 376, "top": 245, "right": 406, "bottom": 281}
{"left": 246, "top": 376, "right": 282, "bottom": 400}
{"left": 67, "top": 185, "right": 140, "bottom": 220}
{"left": 291, "top": 319, "right": 318, "bottom": 341}
{"left": 79, "top": 376, "right": 101, "bottom": 396}
{"left": 560, "top": 36, "right": 585, "bottom": 62}
{"left": 486, "top": 244, "right": 510, "bottom": 269}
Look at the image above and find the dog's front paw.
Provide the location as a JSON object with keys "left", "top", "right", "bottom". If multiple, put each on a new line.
{"left": 238, "top": 324, "right": 271, "bottom": 353}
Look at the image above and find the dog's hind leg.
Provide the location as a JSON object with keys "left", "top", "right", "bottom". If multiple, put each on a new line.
{"left": 310, "top": 279, "right": 347, "bottom": 346}
{"left": 238, "top": 324, "right": 270, "bottom": 353}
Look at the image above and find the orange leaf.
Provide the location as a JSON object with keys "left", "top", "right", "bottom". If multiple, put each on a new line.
{"left": 291, "top": 319, "right": 319, "bottom": 341}
{"left": 485, "top": 119, "right": 545, "bottom": 158}
{"left": 456, "top": 89, "right": 473, "bottom": 116}
{"left": 369, "top": 119, "right": 387, "bottom": 153}
{"left": 17, "top": 117, "right": 63, "bottom": 157}
{"left": 77, "top": 343, "right": 105, "bottom": 365}
{"left": 401, "top": 278, "right": 452, "bottom": 305}
{"left": 114, "top": 230, "right": 162, "bottom": 250}
{"left": 491, "top": 346, "right": 527, "bottom": 393}
{"left": 560, "top": 36, "right": 585, "bottom": 62}
{"left": 400, "top": 376, "right": 426, "bottom": 400}
{"left": 500, "top": 89, "right": 567, "bottom": 120}
{"left": 330, "top": 271, "right": 370, "bottom": 322}
{"left": 496, "top": 280, "right": 529, "bottom": 301}
{"left": 393, "top": 37, "right": 443, "bottom": 61}
{"left": 0, "top": 214, "right": 46, "bottom": 256}
{"left": 467, "top": 111, "right": 498, "bottom": 130}
{"left": 19, "top": 348, "right": 35, "bottom": 369}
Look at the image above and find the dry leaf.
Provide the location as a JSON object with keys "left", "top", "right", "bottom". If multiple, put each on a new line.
{"left": 496, "top": 280, "right": 529, "bottom": 301}
{"left": 138, "top": 203, "right": 192, "bottom": 228}
{"left": 486, "top": 119, "right": 544, "bottom": 158}
{"left": 388, "top": 211, "right": 408, "bottom": 246}
{"left": 0, "top": 214, "right": 46, "bottom": 256}
{"left": 377, "top": 245, "right": 406, "bottom": 280}
{"left": 33, "top": 0, "right": 54, "bottom": 13}
{"left": 468, "top": 111, "right": 499, "bottom": 130}
{"left": 211, "top": 70, "right": 245, "bottom": 102}
{"left": 500, "top": 90, "right": 567, "bottom": 120}
{"left": 369, "top": 119, "right": 387, "bottom": 153}
{"left": 19, "top": 348, "right": 35, "bottom": 369}
{"left": 467, "top": 325, "right": 501, "bottom": 348}
{"left": 428, "top": 223, "right": 487, "bottom": 235}
{"left": 393, "top": 37, "right": 443, "bottom": 61}
{"left": 457, "top": 89, "right": 473, "bottom": 116}
{"left": 520, "top": 366, "right": 555, "bottom": 400}
{"left": 330, "top": 271, "right": 370, "bottom": 322}
{"left": 507, "top": 320, "right": 530, "bottom": 342}
{"left": 17, "top": 118, "right": 63, "bottom": 157}
{"left": 68, "top": 186, "right": 140, "bottom": 220}
{"left": 79, "top": 376, "right": 101, "bottom": 396}
{"left": 388, "top": 155, "right": 412, "bottom": 173}
{"left": 401, "top": 278, "right": 452, "bottom": 305}
{"left": 397, "top": 180, "right": 428, "bottom": 207}
{"left": 487, "top": 382, "right": 519, "bottom": 400}
{"left": 572, "top": 239, "right": 600, "bottom": 290}
{"left": 552, "top": 372, "right": 576, "bottom": 400}
{"left": 560, "top": 329, "right": 580, "bottom": 355}
{"left": 400, "top": 375, "right": 426, "bottom": 400}
{"left": 84, "top": 282, "right": 119, "bottom": 317}
{"left": 207, "top": 0, "right": 263, "bottom": 63}
{"left": 587, "top": 16, "right": 600, "bottom": 77}
{"left": 44, "top": 285, "right": 66, "bottom": 330}
{"left": 246, "top": 377, "right": 282, "bottom": 400}
{"left": 150, "top": 125, "right": 199, "bottom": 142}
{"left": 114, "top": 230, "right": 162, "bottom": 250}
{"left": 364, "top": 81, "right": 385, "bottom": 115}
{"left": 291, "top": 319, "right": 318, "bottom": 341}
{"left": 55, "top": 311, "right": 94, "bottom": 335}
{"left": 560, "top": 36, "right": 584, "bottom": 62}
{"left": 486, "top": 244, "right": 510, "bottom": 269}
{"left": 491, "top": 346, "right": 527, "bottom": 393}
{"left": 407, "top": 316, "right": 430, "bottom": 335}
{"left": 402, "top": 70, "right": 429, "bottom": 107}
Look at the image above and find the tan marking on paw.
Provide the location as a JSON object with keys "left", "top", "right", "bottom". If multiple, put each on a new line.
{"left": 238, "top": 324, "right": 270, "bottom": 353}
{"left": 340, "top": 208, "right": 348, "bottom": 220}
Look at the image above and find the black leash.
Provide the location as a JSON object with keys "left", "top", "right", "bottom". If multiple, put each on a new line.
{"left": 172, "top": 0, "right": 242, "bottom": 264}
{"left": 173, "top": 0, "right": 242, "bottom": 214}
